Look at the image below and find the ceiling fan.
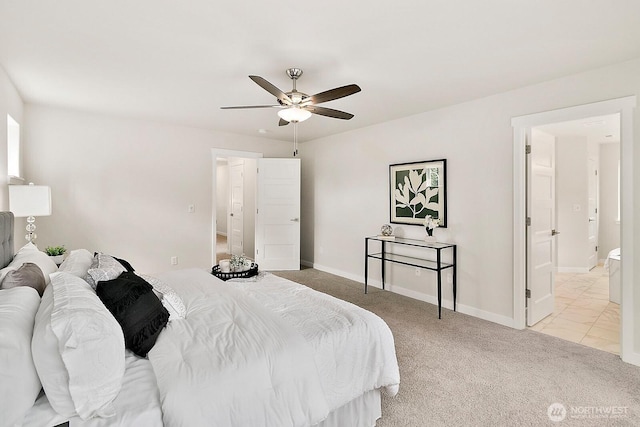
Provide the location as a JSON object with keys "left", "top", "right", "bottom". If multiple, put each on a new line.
{"left": 220, "top": 68, "right": 361, "bottom": 126}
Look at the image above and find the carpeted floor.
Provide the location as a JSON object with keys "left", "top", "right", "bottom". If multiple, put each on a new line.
{"left": 273, "top": 268, "right": 640, "bottom": 426}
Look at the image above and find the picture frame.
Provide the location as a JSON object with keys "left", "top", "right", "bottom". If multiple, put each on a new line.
{"left": 389, "top": 159, "right": 447, "bottom": 227}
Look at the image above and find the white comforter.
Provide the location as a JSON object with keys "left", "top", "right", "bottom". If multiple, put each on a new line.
{"left": 150, "top": 269, "right": 399, "bottom": 427}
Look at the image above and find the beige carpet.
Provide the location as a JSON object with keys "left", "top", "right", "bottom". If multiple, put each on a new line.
{"left": 273, "top": 268, "right": 640, "bottom": 426}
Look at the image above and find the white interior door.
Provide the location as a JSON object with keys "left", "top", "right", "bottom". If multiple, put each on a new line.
{"left": 587, "top": 158, "right": 598, "bottom": 269}
{"left": 527, "top": 129, "right": 557, "bottom": 326}
{"left": 255, "top": 158, "right": 300, "bottom": 270}
{"left": 229, "top": 160, "right": 244, "bottom": 256}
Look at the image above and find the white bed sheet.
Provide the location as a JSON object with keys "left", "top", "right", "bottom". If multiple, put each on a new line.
{"left": 150, "top": 269, "right": 400, "bottom": 427}
{"left": 228, "top": 272, "right": 400, "bottom": 408}
{"left": 22, "top": 350, "right": 162, "bottom": 427}
{"left": 150, "top": 269, "right": 331, "bottom": 427}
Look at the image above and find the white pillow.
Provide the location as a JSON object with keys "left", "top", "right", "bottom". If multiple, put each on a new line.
{"left": 10, "top": 242, "right": 58, "bottom": 284}
{"left": 138, "top": 273, "right": 186, "bottom": 321}
{"left": 58, "top": 249, "right": 94, "bottom": 278}
{"left": 85, "top": 253, "right": 126, "bottom": 290}
{"left": 0, "top": 287, "right": 42, "bottom": 427}
{"left": 32, "top": 272, "right": 125, "bottom": 420}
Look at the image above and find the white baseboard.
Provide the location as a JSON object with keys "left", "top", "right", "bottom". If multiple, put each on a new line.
{"left": 304, "top": 261, "right": 517, "bottom": 329}
{"left": 389, "top": 285, "right": 516, "bottom": 328}
{"left": 622, "top": 349, "right": 640, "bottom": 367}
{"left": 557, "top": 267, "right": 590, "bottom": 274}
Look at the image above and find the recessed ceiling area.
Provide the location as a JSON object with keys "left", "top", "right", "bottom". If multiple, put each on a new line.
{"left": 1, "top": 1, "right": 639, "bottom": 142}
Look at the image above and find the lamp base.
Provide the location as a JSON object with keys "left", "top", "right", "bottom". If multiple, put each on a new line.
{"left": 25, "top": 215, "right": 37, "bottom": 244}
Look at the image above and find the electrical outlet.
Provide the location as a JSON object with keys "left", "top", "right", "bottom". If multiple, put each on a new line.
{"left": 415, "top": 267, "right": 421, "bottom": 277}
{"left": 171, "top": 256, "right": 178, "bottom": 265}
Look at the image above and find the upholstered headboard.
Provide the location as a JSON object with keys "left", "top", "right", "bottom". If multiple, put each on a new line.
{"left": 0, "top": 211, "right": 15, "bottom": 269}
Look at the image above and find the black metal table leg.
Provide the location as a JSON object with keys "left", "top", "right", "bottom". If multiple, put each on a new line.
{"left": 453, "top": 245, "right": 457, "bottom": 312}
{"left": 364, "top": 238, "right": 369, "bottom": 294}
{"left": 381, "top": 241, "right": 386, "bottom": 290}
{"left": 437, "top": 248, "right": 442, "bottom": 319}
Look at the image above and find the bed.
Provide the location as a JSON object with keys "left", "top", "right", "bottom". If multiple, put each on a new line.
{"left": 0, "top": 211, "right": 400, "bottom": 426}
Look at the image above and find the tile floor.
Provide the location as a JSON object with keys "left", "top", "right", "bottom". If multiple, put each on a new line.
{"left": 529, "top": 265, "right": 620, "bottom": 355}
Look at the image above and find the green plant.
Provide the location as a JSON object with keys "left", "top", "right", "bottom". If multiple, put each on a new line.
{"left": 44, "top": 245, "right": 66, "bottom": 256}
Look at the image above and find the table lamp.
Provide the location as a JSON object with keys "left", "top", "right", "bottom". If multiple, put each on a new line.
{"left": 9, "top": 183, "right": 52, "bottom": 244}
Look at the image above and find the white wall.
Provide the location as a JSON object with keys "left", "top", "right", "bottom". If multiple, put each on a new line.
{"left": 215, "top": 160, "right": 228, "bottom": 235}
{"left": 0, "top": 67, "right": 24, "bottom": 203}
{"left": 599, "top": 143, "right": 621, "bottom": 259}
{"left": 556, "top": 135, "right": 590, "bottom": 272}
{"left": 0, "top": 67, "right": 26, "bottom": 245}
{"left": 299, "top": 58, "right": 640, "bottom": 338}
{"left": 23, "top": 105, "right": 292, "bottom": 274}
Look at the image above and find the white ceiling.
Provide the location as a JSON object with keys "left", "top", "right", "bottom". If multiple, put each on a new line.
{"left": 1, "top": 1, "right": 640, "bottom": 142}
{"left": 537, "top": 114, "right": 621, "bottom": 144}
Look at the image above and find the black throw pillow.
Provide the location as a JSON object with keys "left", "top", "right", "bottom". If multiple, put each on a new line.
{"left": 96, "top": 272, "right": 169, "bottom": 357}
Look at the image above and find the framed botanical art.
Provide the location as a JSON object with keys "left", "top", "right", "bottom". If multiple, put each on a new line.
{"left": 389, "top": 159, "right": 447, "bottom": 227}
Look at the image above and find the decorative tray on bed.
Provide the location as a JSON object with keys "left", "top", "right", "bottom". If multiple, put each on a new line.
{"left": 211, "top": 263, "right": 259, "bottom": 281}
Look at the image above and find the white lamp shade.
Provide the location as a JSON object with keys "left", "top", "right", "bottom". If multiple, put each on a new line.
{"left": 9, "top": 185, "right": 52, "bottom": 217}
{"left": 278, "top": 107, "right": 312, "bottom": 123}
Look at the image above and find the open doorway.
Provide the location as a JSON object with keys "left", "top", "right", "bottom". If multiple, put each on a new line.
{"left": 211, "top": 149, "right": 263, "bottom": 267}
{"left": 511, "top": 95, "right": 636, "bottom": 365}
{"left": 215, "top": 158, "right": 231, "bottom": 260}
{"left": 527, "top": 114, "right": 620, "bottom": 355}
{"left": 211, "top": 149, "right": 302, "bottom": 271}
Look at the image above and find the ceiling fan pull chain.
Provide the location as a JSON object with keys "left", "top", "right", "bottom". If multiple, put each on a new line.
{"left": 293, "top": 122, "right": 298, "bottom": 157}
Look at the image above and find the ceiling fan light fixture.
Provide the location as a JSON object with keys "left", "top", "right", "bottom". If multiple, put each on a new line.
{"left": 278, "top": 107, "right": 312, "bottom": 123}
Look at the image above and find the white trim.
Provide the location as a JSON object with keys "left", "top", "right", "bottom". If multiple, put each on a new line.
{"left": 311, "top": 262, "right": 364, "bottom": 284}
{"left": 308, "top": 262, "right": 516, "bottom": 328}
{"left": 211, "top": 148, "right": 263, "bottom": 267}
{"left": 512, "top": 95, "right": 637, "bottom": 365}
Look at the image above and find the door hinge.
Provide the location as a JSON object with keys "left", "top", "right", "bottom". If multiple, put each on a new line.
{"left": 257, "top": 167, "right": 259, "bottom": 174}
{"left": 525, "top": 145, "right": 531, "bottom": 154}
{"left": 256, "top": 208, "right": 259, "bottom": 214}
{"left": 595, "top": 170, "right": 598, "bottom": 176}
{"left": 525, "top": 289, "right": 531, "bottom": 298}
{"left": 596, "top": 245, "right": 598, "bottom": 252}
{"left": 526, "top": 217, "right": 531, "bottom": 226}
{"left": 595, "top": 208, "right": 597, "bottom": 214}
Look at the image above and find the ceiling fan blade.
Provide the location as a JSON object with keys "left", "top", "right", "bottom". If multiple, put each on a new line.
{"left": 220, "top": 105, "right": 281, "bottom": 109}
{"left": 279, "top": 118, "right": 290, "bottom": 126}
{"left": 305, "top": 84, "right": 361, "bottom": 105}
{"left": 305, "top": 106, "right": 354, "bottom": 120}
{"left": 249, "top": 75, "right": 292, "bottom": 105}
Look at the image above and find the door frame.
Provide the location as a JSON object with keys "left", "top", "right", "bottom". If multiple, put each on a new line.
{"left": 211, "top": 148, "right": 263, "bottom": 266}
{"left": 512, "top": 96, "right": 637, "bottom": 364}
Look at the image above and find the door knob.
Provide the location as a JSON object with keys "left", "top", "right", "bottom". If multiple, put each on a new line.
{"left": 551, "top": 229, "right": 560, "bottom": 236}
{"left": 230, "top": 213, "right": 234, "bottom": 217}
{"left": 290, "top": 218, "right": 300, "bottom": 222}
